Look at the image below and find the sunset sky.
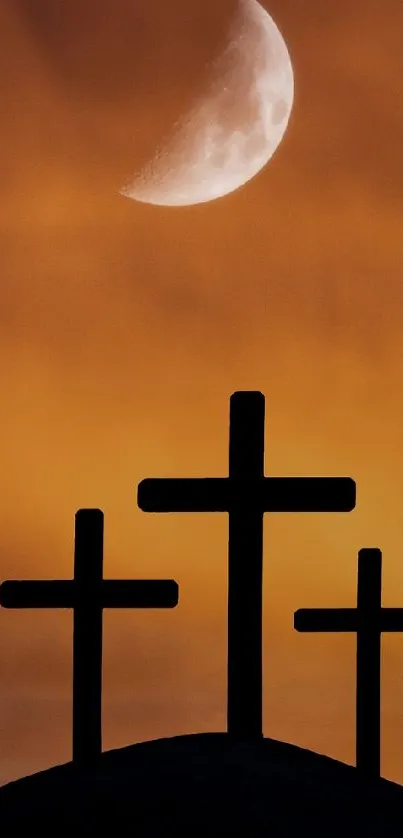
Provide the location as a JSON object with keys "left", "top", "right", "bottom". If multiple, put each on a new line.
{"left": 1, "top": 0, "right": 403, "bottom": 787}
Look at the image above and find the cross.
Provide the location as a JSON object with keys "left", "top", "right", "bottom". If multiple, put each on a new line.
{"left": 0, "top": 508, "right": 178, "bottom": 768}
{"left": 294, "top": 547, "right": 403, "bottom": 781}
{"left": 137, "top": 390, "right": 355, "bottom": 739}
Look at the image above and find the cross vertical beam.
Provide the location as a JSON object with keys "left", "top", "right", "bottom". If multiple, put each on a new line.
{"left": 227, "top": 392, "right": 264, "bottom": 738}
{"left": 356, "top": 548, "right": 381, "bottom": 777}
{"left": 73, "top": 508, "right": 103, "bottom": 766}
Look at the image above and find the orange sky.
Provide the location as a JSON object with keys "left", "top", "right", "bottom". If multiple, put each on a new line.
{"left": 1, "top": 0, "right": 403, "bottom": 786}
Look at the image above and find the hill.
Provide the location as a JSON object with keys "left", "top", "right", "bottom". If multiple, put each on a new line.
{"left": 1, "top": 733, "right": 403, "bottom": 835}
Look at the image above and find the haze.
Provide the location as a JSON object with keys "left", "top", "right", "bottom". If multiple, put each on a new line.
{"left": 1, "top": 0, "right": 403, "bottom": 787}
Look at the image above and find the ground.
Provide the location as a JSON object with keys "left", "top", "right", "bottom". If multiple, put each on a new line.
{"left": 1, "top": 732, "right": 403, "bottom": 835}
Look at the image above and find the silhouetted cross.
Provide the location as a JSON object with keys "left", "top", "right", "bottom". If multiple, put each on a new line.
{"left": 0, "top": 508, "right": 178, "bottom": 768}
{"left": 294, "top": 547, "right": 403, "bottom": 781}
{"left": 137, "top": 390, "right": 355, "bottom": 739}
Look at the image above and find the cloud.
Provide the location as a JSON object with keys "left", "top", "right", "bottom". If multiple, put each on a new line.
{"left": 1, "top": 0, "right": 403, "bottom": 786}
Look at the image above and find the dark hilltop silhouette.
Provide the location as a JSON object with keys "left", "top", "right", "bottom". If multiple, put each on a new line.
{"left": 1, "top": 391, "right": 403, "bottom": 835}
{"left": 3, "top": 732, "right": 403, "bottom": 835}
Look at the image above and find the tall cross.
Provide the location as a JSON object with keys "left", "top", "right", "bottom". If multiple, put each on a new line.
{"left": 294, "top": 547, "right": 403, "bottom": 780}
{"left": 0, "top": 508, "right": 178, "bottom": 768}
{"left": 137, "top": 390, "right": 355, "bottom": 739}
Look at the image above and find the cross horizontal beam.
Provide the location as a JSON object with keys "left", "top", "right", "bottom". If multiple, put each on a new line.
{"left": 0, "top": 580, "right": 178, "bottom": 610}
{"left": 295, "top": 607, "right": 403, "bottom": 633}
{"left": 138, "top": 476, "right": 356, "bottom": 513}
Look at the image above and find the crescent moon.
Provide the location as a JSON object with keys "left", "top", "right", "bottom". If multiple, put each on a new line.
{"left": 120, "top": 0, "right": 294, "bottom": 207}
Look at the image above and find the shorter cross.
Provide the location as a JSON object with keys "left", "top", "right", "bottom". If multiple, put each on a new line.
{"left": 294, "top": 547, "right": 403, "bottom": 781}
{"left": 0, "top": 508, "right": 178, "bottom": 768}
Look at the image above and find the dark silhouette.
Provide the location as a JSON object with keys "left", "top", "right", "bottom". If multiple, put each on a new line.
{"left": 138, "top": 391, "right": 356, "bottom": 738}
{"left": 3, "top": 390, "right": 403, "bottom": 835}
{"left": 0, "top": 508, "right": 178, "bottom": 768}
{"left": 295, "top": 547, "right": 403, "bottom": 782}
{"left": 3, "top": 734, "right": 403, "bottom": 834}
